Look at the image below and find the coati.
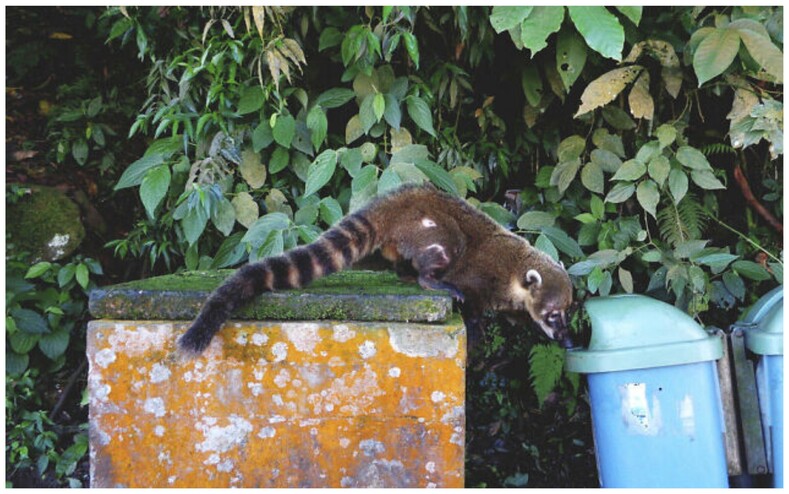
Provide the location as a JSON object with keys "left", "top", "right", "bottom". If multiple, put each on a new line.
{"left": 178, "top": 184, "right": 574, "bottom": 353}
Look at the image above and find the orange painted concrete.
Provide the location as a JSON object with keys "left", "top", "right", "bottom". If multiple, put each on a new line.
{"left": 87, "top": 320, "right": 466, "bottom": 487}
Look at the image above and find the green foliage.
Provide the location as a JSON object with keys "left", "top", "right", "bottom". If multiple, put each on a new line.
{"left": 6, "top": 250, "right": 98, "bottom": 486}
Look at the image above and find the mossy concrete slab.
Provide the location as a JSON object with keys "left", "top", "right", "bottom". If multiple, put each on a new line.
{"left": 89, "top": 270, "right": 453, "bottom": 323}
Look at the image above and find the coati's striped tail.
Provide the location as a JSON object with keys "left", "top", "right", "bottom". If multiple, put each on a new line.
{"left": 178, "top": 211, "right": 379, "bottom": 353}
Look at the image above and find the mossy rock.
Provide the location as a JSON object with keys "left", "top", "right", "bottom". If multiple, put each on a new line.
{"left": 89, "top": 270, "right": 454, "bottom": 323}
{"left": 7, "top": 185, "right": 85, "bottom": 262}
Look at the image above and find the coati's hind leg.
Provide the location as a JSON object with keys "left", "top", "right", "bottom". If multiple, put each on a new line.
{"left": 413, "top": 243, "right": 464, "bottom": 301}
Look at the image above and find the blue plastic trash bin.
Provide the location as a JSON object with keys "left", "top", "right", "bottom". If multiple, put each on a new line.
{"left": 566, "top": 295, "right": 728, "bottom": 487}
{"left": 742, "top": 286, "right": 783, "bottom": 488}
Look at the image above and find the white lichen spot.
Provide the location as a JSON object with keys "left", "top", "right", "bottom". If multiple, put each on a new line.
{"left": 234, "top": 332, "right": 248, "bottom": 345}
{"left": 339, "top": 437, "right": 351, "bottom": 449}
{"left": 388, "top": 327, "right": 458, "bottom": 358}
{"left": 144, "top": 397, "right": 166, "bottom": 418}
{"left": 95, "top": 348, "right": 117, "bottom": 368}
{"left": 154, "top": 425, "right": 165, "bottom": 437}
{"left": 359, "top": 438, "right": 386, "bottom": 457}
{"left": 271, "top": 341, "right": 288, "bottom": 362}
{"left": 94, "top": 384, "right": 111, "bottom": 402}
{"left": 441, "top": 405, "right": 465, "bottom": 424}
{"left": 149, "top": 363, "right": 171, "bottom": 383}
{"left": 258, "top": 426, "right": 276, "bottom": 439}
{"left": 247, "top": 382, "right": 264, "bottom": 397}
{"left": 431, "top": 391, "right": 446, "bottom": 403}
{"left": 251, "top": 332, "right": 269, "bottom": 346}
{"left": 168, "top": 476, "right": 177, "bottom": 485}
{"left": 97, "top": 428, "right": 111, "bottom": 446}
{"left": 325, "top": 403, "right": 334, "bottom": 412}
{"left": 269, "top": 415, "right": 286, "bottom": 424}
{"left": 358, "top": 340, "right": 377, "bottom": 359}
{"left": 196, "top": 415, "right": 253, "bottom": 454}
{"left": 388, "top": 367, "right": 401, "bottom": 378}
{"left": 217, "top": 459, "right": 234, "bottom": 472}
{"left": 274, "top": 368, "right": 291, "bottom": 388}
{"left": 283, "top": 323, "right": 321, "bottom": 354}
{"left": 427, "top": 482, "right": 437, "bottom": 488}
{"left": 253, "top": 365, "right": 266, "bottom": 381}
{"left": 272, "top": 394, "right": 284, "bottom": 407}
{"left": 332, "top": 324, "right": 356, "bottom": 343}
{"left": 450, "top": 425, "right": 464, "bottom": 445}
{"left": 425, "top": 461, "right": 436, "bottom": 473}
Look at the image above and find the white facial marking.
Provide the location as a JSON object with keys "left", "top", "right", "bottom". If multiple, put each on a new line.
{"left": 421, "top": 217, "right": 437, "bottom": 228}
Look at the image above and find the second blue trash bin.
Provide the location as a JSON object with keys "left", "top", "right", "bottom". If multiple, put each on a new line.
{"left": 566, "top": 295, "right": 728, "bottom": 487}
{"left": 741, "top": 286, "right": 783, "bottom": 488}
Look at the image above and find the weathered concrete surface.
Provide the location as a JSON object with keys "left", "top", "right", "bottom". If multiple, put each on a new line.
{"left": 87, "top": 319, "right": 466, "bottom": 487}
{"left": 89, "top": 270, "right": 452, "bottom": 323}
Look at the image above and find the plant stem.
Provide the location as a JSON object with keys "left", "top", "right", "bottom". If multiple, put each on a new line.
{"left": 706, "top": 212, "right": 783, "bottom": 265}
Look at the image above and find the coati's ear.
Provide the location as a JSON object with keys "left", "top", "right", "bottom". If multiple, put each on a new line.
{"left": 525, "top": 269, "right": 542, "bottom": 288}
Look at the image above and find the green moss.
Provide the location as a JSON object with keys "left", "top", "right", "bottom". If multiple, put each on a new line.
{"left": 7, "top": 185, "right": 85, "bottom": 261}
{"left": 111, "top": 269, "right": 434, "bottom": 296}
{"left": 89, "top": 270, "right": 455, "bottom": 323}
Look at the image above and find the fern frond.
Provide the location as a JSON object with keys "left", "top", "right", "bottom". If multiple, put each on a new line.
{"left": 528, "top": 344, "right": 565, "bottom": 405}
{"left": 656, "top": 193, "right": 709, "bottom": 247}
{"left": 701, "top": 143, "right": 735, "bottom": 156}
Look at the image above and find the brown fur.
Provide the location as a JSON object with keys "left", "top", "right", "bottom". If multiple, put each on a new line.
{"left": 179, "top": 184, "right": 574, "bottom": 354}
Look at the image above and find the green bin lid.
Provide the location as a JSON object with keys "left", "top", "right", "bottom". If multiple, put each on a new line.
{"left": 743, "top": 286, "right": 783, "bottom": 356}
{"left": 565, "top": 294, "right": 723, "bottom": 373}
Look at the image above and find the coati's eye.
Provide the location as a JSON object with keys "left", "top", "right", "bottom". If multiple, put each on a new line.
{"left": 545, "top": 311, "right": 563, "bottom": 329}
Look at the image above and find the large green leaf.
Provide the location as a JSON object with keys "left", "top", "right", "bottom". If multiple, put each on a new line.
{"left": 668, "top": 169, "right": 688, "bottom": 204}
{"left": 540, "top": 226, "right": 584, "bottom": 258}
{"left": 615, "top": 6, "right": 642, "bottom": 25}
{"left": 737, "top": 28, "right": 783, "bottom": 83}
{"left": 520, "top": 6, "right": 565, "bottom": 56}
{"left": 406, "top": 95, "right": 436, "bottom": 136}
{"left": 39, "top": 329, "right": 70, "bottom": 360}
{"left": 139, "top": 164, "right": 171, "bottom": 219}
{"left": 237, "top": 86, "right": 265, "bottom": 115}
{"left": 212, "top": 197, "right": 236, "bottom": 236}
{"left": 314, "top": 88, "right": 355, "bottom": 108}
{"left": 11, "top": 308, "right": 50, "bottom": 334}
{"left": 239, "top": 148, "right": 267, "bottom": 189}
{"left": 241, "top": 212, "right": 290, "bottom": 247}
{"left": 272, "top": 114, "right": 296, "bottom": 149}
{"left": 693, "top": 28, "right": 740, "bottom": 86}
{"left": 414, "top": 159, "right": 458, "bottom": 195}
{"left": 304, "top": 149, "right": 337, "bottom": 197}
{"left": 556, "top": 28, "right": 588, "bottom": 91}
{"left": 182, "top": 206, "right": 209, "bottom": 246}
{"left": 306, "top": 106, "right": 328, "bottom": 151}
{"left": 581, "top": 161, "right": 604, "bottom": 194}
{"left": 490, "top": 6, "right": 533, "bottom": 33}
{"left": 636, "top": 179, "right": 659, "bottom": 218}
{"left": 575, "top": 66, "right": 643, "bottom": 117}
{"left": 676, "top": 146, "right": 712, "bottom": 171}
{"left": 605, "top": 182, "right": 635, "bottom": 203}
{"left": 115, "top": 154, "right": 165, "bottom": 190}
{"left": 568, "top": 6, "right": 625, "bottom": 61}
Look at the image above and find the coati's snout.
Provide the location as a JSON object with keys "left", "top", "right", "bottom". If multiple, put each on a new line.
{"left": 542, "top": 309, "right": 574, "bottom": 349}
